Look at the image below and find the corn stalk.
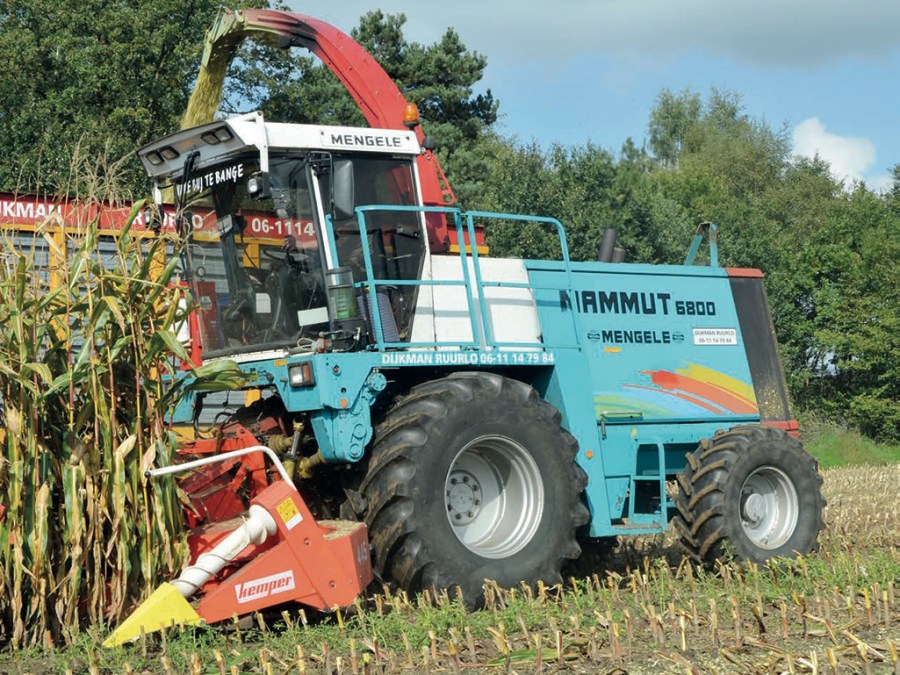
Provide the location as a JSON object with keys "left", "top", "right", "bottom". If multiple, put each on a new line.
{"left": 0, "top": 202, "right": 230, "bottom": 647}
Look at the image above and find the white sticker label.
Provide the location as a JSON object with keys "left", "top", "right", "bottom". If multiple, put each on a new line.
{"left": 379, "top": 350, "right": 554, "bottom": 366}
{"left": 255, "top": 293, "right": 271, "bottom": 314}
{"left": 275, "top": 497, "right": 304, "bottom": 530}
{"left": 320, "top": 129, "right": 419, "bottom": 152}
{"left": 235, "top": 570, "right": 296, "bottom": 604}
{"left": 692, "top": 328, "right": 738, "bottom": 345}
{"left": 297, "top": 306, "right": 329, "bottom": 326}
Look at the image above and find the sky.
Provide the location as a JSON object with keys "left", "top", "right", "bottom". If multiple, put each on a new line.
{"left": 286, "top": 0, "right": 899, "bottom": 192}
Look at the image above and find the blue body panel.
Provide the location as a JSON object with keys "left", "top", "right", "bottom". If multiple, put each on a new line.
{"left": 525, "top": 260, "right": 760, "bottom": 536}
{"left": 184, "top": 209, "right": 767, "bottom": 539}
{"left": 529, "top": 259, "right": 758, "bottom": 425}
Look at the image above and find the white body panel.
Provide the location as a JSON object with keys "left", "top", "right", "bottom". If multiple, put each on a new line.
{"left": 140, "top": 112, "right": 421, "bottom": 181}
{"left": 410, "top": 254, "right": 542, "bottom": 349}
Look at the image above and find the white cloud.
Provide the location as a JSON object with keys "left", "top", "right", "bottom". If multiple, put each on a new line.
{"left": 792, "top": 118, "right": 878, "bottom": 184}
{"left": 864, "top": 173, "right": 894, "bottom": 194}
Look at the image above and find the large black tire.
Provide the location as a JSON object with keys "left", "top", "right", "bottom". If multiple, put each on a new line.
{"left": 359, "top": 372, "right": 589, "bottom": 605}
{"left": 672, "top": 425, "right": 825, "bottom": 565}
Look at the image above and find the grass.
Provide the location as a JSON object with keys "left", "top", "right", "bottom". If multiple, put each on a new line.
{"left": 806, "top": 430, "right": 900, "bottom": 469}
{"left": 2, "top": 462, "right": 897, "bottom": 674}
{"left": 799, "top": 412, "right": 900, "bottom": 469}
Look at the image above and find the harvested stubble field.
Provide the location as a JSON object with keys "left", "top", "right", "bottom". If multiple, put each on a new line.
{"left": 2, "top": 463, "right": 898, "bottom": 675}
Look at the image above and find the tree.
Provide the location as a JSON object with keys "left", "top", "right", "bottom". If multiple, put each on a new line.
{"left": 643, "top": 87, "right": 899, "bottom": 441}
{"left": 890, "top": 163, "right": 900, "bottom": 201}
{"left": 797, "top": 186, "right": 899, "bottom": 440}
{"left": 0, "top": 0, "right": 268, "bottom": 197}
{"left": 0, "top": 5, "right": 497, "bottom": 201}
{"left": 472, "top": 139, "right": 564, "bottom": 258}
{"left": 648, "top": 88, "right": 701, "bottom": 167}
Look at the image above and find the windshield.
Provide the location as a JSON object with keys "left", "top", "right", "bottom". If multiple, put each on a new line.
{"left": 178, "top": 151, "right": 426, "bottom": 356}
{"left": 181, "top": 154, "right": 328, "bottom": 356}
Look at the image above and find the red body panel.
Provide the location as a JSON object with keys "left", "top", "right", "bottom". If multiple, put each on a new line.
{"left": 194, "top": 481, "right": 372, "bottom": 622}
{"left": 227, "top": 9, "right": 467, "bottom": 252}
{"left": 179, "top": 424, "right": 270, "bottom": 528}
{"left": 762, "top": 418, "right": 801, "bottom": 439}
{"left": 726, "top": 267, "right": 766, "bottom": 278}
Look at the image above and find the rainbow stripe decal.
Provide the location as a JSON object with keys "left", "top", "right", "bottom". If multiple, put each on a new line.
{"left": 594, "top": 363, "right": 758, "bottom": 419}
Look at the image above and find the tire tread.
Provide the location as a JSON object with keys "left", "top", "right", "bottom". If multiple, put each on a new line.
{"left": 673, "top": 424, "right": 826, "bottom": 566}
{"left": 361, "top": 372, "right": 587, "bottom": 604}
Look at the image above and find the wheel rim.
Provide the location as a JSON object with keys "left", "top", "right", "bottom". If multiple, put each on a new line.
{"left": 739, "top": 465, "right": 799, "bottom": 549}
{"left": 445, "top": 435, "right": 544, "bottom": 559}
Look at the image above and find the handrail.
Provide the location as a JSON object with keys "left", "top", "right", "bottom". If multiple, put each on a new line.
{"left": 463, "top": 211, "right": 573, "bottom": 346}
{"left": 146, "top": 445, "right": 292, "bottom": 484}
{"left": 684, "top": 221, "right": 718, "bottom": 266}
{"left": 348, "top": 205, "right": 579, "bottom": 351}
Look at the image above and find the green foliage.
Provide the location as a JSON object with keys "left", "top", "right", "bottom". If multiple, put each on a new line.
{"left": 0, "top": 0, "right": 268, "bottom": 196}
{"left": 648, "top": 87, "right": 701, "bottom": 166}
{"left": 0, "top": 207, "right": 185, "bottom": 647}
{"left": 475, "top": 140, "right": 600, "bottom": 258}
{"left": 784, "top": 186, "right": 899, "bottom": 439}
{"left": 800, "top": 415, "right": 900, "bottom": 469}
{"left": 475, "top": 136, "right": 690, "bottom": 264}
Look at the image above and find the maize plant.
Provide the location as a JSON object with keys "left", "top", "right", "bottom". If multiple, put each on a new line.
{"left": 0, "top": 201, "right": 242, "bottom": 648}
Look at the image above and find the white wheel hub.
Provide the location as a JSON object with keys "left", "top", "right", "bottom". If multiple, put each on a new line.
{"left": 739, "top": 465, "right": 799, "bottom": 549}
{"left": 446, "top": 470, "right": 481, "bottom": 525}
{"left": 743, "top": 493, "right": 765, "bottom": 523}
{"left": 445, "top": 435, "right": 544, "bottom": 559}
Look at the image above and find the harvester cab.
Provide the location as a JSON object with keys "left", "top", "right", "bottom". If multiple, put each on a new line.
{"left": 140, "top": 111, "right": 426, "bottom": 358}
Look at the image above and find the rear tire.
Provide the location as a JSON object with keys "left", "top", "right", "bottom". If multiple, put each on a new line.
{"left": 673, "top": 425, "right": 825, "bottom": 565}
{"left": 360, "top": 372, "right": 589, "bottom": 605}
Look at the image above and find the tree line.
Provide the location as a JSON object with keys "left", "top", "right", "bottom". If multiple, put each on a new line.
{"left": 0, "top": 1, "right": 896, "bottom": 440}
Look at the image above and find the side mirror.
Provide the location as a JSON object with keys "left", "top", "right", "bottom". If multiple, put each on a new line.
{"left": 332, "top": 159, "right": 355, "bottom": 221}
{"left": 247, "top": 171, "right": 271, "bottom": 200}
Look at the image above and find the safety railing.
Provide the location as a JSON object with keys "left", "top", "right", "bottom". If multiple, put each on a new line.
{"left": 345, "top": 205, "right": 581, "bottom": 352}
{"left": 684, "top": 221, "right": 719, "bottom": 266}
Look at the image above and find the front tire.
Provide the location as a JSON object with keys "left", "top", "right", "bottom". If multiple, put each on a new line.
{"left": 360, "top": 372, "right": 589, "bottom": 604}
{"left": 673, "top": 425, "right": 825, "bottom": 565}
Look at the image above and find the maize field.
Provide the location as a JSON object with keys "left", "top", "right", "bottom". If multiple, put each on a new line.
{"left": 0, "top": 203, "right": 242, "bottom": 649}
{"left": 0, "top": 204, "right": 896, "bottom": 673}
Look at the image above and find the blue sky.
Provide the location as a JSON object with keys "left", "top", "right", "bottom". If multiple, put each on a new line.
{"left": 287, "top": 0, "right": 899, "bottom": 192}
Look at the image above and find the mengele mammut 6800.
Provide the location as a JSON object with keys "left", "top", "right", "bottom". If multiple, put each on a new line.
{"left": 104, "top": 7, "right": 825, "bottom": 646}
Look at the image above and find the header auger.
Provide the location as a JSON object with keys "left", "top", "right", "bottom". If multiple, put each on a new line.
{"left": 105, "top": 448, "right": 371, "bottom": 647}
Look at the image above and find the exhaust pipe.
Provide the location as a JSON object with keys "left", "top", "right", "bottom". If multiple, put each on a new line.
{"left": 598, "top": 228, "right": 617, "bottom": 262}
